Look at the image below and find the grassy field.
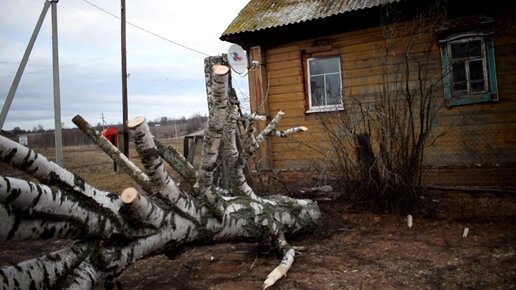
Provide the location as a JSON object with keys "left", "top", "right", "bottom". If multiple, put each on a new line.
{"left": 0, "top": 138, "right": 184, "bottom": 194}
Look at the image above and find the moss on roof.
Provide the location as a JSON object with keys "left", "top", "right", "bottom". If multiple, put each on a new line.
{"left": 222, "top": 0, "right": 404, "bottom": 37}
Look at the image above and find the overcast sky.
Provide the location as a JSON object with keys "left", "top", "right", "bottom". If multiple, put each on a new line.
{"left": 0, "top": 0, "right": 249, "bottom": 131}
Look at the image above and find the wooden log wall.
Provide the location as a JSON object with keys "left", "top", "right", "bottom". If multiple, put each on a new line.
{"left": 248, "top": 12, "right": 516, "bottom": 186}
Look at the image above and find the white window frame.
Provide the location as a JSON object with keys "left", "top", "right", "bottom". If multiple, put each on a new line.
{"left": 306, "top": 56, "right": 344, "bottom": 113}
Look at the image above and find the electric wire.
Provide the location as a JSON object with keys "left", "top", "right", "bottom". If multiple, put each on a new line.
{"left": 0, "top": 54, "right": 119, "bottom": 78}
{"left": 80, "top": 0, "right": 210, "bottom": 57}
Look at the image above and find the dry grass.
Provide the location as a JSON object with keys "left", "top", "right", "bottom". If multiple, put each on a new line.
{"left": 0, "top": 138, "right": 184, "bottom": 194}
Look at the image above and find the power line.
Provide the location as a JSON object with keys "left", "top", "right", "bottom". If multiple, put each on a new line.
{"left": 80, "top": 0, "right": 210, "bottom": 57}
{"left": 0, "top": 54, "right": 119, "bottom": 78}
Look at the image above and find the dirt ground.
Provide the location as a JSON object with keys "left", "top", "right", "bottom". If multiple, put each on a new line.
{"left": 0, "top": 145, "right": 515, "bottom": 289}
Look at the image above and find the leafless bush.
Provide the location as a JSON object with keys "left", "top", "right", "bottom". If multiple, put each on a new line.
{"left": 317, "top": 7, "right": 445, "bottom": 214}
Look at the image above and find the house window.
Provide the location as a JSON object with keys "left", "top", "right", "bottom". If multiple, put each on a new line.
{"left": 307, "top": 56, "right": 343, "bottom": 112}
{"left": 440, "top": 33, "right": 499, "bottom": 107}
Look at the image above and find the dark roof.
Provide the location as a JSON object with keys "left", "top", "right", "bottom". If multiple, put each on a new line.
{"left": 221, "top": 0, "right": 404, "bottom": 38}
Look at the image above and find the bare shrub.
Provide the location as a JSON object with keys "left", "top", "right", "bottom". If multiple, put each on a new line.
{"left": 317, "top": 6, "right": 446, "bottom": 214}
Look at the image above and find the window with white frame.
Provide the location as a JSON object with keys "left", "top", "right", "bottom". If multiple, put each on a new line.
{"left": 440, "top": 33, "right": 499, "bottom": 107}
{"left": 307, "top": 56, "right": 343, "bottom": 112}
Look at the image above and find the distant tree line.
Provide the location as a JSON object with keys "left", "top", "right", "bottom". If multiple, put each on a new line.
{"left": 11, "top": 124, "right": 46, "bottom": 135}
{"left": 150, "top": 113, "right": 207, "bottom": 132}
{"left": 6, "top": 113, "right": 208, "bottom": 148}
{"left": 13, "top": 129, "right": 94, "bottom": 149}
{"left": 148, "top": 113, "right": 208, "bottom": 139}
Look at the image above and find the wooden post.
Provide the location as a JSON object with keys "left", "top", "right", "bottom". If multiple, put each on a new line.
{"left": 248, "top": 46, "right": 272, "bottom": 171}
{"left": 121, "top": 0, "right": 129, "bottom": 158}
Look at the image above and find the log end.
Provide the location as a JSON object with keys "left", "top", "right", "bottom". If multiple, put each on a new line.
{"left": 299, "top": 126, "right": 308, "bottom": 132}
{"left": 127, "top": 116, "right": 146, "bottom": 129}
{"left": 71, "top": 114, "right": 83, "bottom": 123}
{"left": 213, "top": 64, "right": 229, "bottom": 75}
{"left": 121, "top": 187, "right": 139, "bottom": 204}
{"left": 255, "top": 115, "right": 267, "bottom": 121}
{"left": 263, "top": 264, "right": 288, "bottom": 289}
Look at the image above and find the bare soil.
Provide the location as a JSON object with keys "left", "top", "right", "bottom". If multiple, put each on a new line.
{"left": 1, "top": 145, "right": 515, "bottom": 290}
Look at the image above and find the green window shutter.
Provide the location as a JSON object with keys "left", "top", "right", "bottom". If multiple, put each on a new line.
{"left": 440, "top": 46, "right": 452, "bottom": 107}
{"left": 486, "top": 38, "right": 499, "bottom": 101}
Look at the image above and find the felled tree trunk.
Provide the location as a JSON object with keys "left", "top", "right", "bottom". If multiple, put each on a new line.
{"left": 0, "top": 56, "right": 319, "bottom": 289}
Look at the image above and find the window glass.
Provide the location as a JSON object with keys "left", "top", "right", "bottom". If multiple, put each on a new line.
{"left": 309, "top": 58, "right": 340, "bottom": 75}
{"left": 470, "top": 80, "right": 485, "bottom": 92}
{"left": 451, "top": 40, "right": 482, "bottom": 59}
{"left": 308, "top": 57, "right": 343, "bottom": 110}
{"left": 310, "top": 75, "right": 325, "bottom": 106}
{"left": 448, "top": 38, "right": 488, "bottom": 96}
{"left": 469, "top": 60, "right": 484, "bottom": 81}
{"left": 326, "top": 73, "right": 341, "bottom": 105}
{"left": 452, "top": 62, "right": 466, "bottom": 82}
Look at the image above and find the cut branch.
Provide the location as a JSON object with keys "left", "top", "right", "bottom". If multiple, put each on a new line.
{"left": 0, "top": 176, "right": 119, "bottom": 239}
{"left": 0, "top": 136, "right": 122, "bottom": 213}
{"left": 195, "top": 58, "right": 230, "bottom": 209}
{"left": 154, "top": 139, "right": 196, "bottom": 188}
{"left": 244, "top": 112, "right": 267, "bottom": 122}
{"left": 129, "top": 116, "right": 185, "bottom": 203}
{"left": 264, "top": 240, "right": 295, "bottom": 290}
{"left": 271, "top": 126, "right": 308, "bottom": 137}
{"left": 120, "top": 187, "right": 165, "bottom": 229}
{"left": 72, "top": 115, "right": 153, "bottom": 194}
{"left": 244, "top": 110, "right": 306, "bottom": 161}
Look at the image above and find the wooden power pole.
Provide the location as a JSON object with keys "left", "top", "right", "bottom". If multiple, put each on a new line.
{"left": 121, "top": 0, "right": 129, "bottom": 157}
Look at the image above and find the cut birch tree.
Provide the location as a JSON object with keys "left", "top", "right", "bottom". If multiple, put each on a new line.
{"left": 0, "top": 55, "right": 320, "bottom": 289}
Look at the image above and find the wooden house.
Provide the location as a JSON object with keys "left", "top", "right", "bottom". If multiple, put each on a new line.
{"left": 221, "top": 0, "right": 516, "bottom": 188}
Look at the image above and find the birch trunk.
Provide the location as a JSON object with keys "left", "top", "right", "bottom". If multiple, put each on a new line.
{"left": 0, "top": 55, "right": 319, "bottom": 289}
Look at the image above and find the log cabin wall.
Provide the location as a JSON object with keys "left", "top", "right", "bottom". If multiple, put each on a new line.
{"left": 247, "top": 10, "right": 516, "bottom": 187}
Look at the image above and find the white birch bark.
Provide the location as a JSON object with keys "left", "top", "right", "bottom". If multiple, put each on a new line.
{"left": 153, "top": 139, "right": 196, "bottom": 188}
{"left": 129, "top": 116, "right": 184, "bottom": 203}
{"left": 0, "top": 136, "right": 123, "bottom": 213}
{"left": 60, "top": 261, "right": 101, "bottom": 290}
{"left": 0, "top": 176, "right": 118, "bottom": 239}
{"left": 195, "top": 61, "right": 230, "bottom": 208}
{"left": 0, "top": 55, "right": 320, "bottom": 289}
{"left": 120, "top": 187, "right": 165, "bottom": 229}
{"left": 0, "top": 244, "right": 89, "bottom": 289}
{"left": 222, "top": 104, "right": 266, "bottom": 202}
{"left": 72, "top": 115, "right": 153, "bottom": 193}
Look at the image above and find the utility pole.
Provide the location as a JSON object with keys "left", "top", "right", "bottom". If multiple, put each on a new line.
{"left": 101, "top": 113, "right": 106, "bottom": 130}
{"left": 50, "top": 0, "right": 63, "bottom": 166}
{"left": 0, "top": 0, "right": 63, "bottom": 165}
{"left": 0, "top": 1, "right": 51, "bottom": 129}
{"left": 121, "top": 0, "right": 129, "bottom": 157}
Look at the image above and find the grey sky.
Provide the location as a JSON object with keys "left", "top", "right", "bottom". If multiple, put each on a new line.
{"left": 0, "top": 0, "right": 249, "bottom": 130}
